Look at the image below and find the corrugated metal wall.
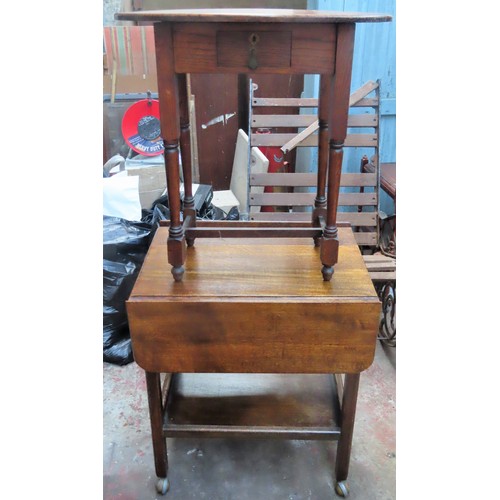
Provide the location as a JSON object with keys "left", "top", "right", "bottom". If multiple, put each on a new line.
{"left": 299, "top": 0, "right": 396, "bottom": 215}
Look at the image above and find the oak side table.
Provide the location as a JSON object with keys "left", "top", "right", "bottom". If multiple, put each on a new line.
{"left": 126, "top": 226, "right": 381, "bottom": 497}
{"left": 115, "top": 8, "right": 391, "bottom": 282}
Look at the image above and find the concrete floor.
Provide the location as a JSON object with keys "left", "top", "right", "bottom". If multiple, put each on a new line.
{"left": 103, "top": 342, "right": 395, "bottom": 500}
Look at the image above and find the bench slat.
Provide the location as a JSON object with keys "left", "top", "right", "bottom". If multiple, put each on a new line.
{"left": 252, "top": 97, "right": 318, "bottom": 107}
{"left": 250, "top": 172, "right": 377, "bottom": 187}
{"left": 252, "top": 97, "right": 377, "bottom": 108}
{"left": 249, "top": 211, "right": 377, "bottom": 226}
{"left": 354, "top": 232, "right": 377, "bottom": 245}
{"left": 249, "top": 192, "right": 377, "bottom": 207}
{"left": 252, "top": 113, "right": 377, "bottom": 128}
{"left": 365, "top": 261, "right": 396, "bottom": 272}
{"left": 369, "top": 271, "right": 396, "bottom": 282}
{"left": 251, "top": 133, "right": 377, "bottom": 148}
{"left": 363, "top": 255, "right": 396, "bottom": 263}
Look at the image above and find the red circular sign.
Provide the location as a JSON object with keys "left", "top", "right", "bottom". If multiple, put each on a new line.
{"left": 121, "top": 99, "right": 164, "bottom": 156}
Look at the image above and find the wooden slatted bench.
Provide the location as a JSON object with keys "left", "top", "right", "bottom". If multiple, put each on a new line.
{"left": 247, "top": 80, "right": 396, "bottom": 345}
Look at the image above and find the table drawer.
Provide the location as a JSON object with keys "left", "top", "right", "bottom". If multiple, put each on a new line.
{"left": 217, "top": 30, "right": 291, "bottom": 70}
{"left": 173, "top": 22, "right": 336, "bottom": 74}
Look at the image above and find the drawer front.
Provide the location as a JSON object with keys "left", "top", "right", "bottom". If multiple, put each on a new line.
{"left": 173, "top": 22, "right": 336, "bottom": 74}
{"left": 216, "top": 30, "right": 291, "bottom": 70}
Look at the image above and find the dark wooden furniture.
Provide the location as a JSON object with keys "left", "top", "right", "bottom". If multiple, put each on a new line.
{"left": 116, "top": 8, "right": 390, "bottom": 497}
{"left": 127, "top": 225, "right": 381, "bottom": 497}
{"left": 115, "top": 8, "right": 391, "bottom": 282}
{"left": 362, "top": 158, "right": 396, "bottom": 257}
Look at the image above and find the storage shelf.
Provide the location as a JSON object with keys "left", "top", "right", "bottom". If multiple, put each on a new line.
{"left": 163, "top": 373, "right": 342, "bottom": 440}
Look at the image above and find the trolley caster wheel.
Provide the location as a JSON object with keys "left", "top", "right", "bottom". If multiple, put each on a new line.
{"left": 335, "top": 481, "right": 349, "bottom": 497}
{"left": 156, "top": 478, "right": 169, "bottom": 495}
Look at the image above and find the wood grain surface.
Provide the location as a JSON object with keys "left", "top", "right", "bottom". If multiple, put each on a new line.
{"left": 127, "top": 227, "right": 380, "bottom": 373}
{"left": 115, "top": 9, "right": 392, "bottom": 24}
{"left": 163, "top": 373, "right": 341, "bottom": 439}
{"left": 172, "top": 23, "right": 336, "bottom": 74}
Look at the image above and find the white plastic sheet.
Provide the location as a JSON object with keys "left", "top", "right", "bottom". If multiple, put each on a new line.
{"left": 103, "top": 170, "right": 142, "bottom": 221}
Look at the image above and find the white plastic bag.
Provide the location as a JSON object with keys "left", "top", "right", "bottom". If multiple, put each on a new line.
{"left": 103, "top": 170, "right": 142, "bottom": 221}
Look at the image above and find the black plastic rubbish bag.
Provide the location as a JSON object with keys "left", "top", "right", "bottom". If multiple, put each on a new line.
{"left": 103, "top": 215, "right": 157, "bottom": 365}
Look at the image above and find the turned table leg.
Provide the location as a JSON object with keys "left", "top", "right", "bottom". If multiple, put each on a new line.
{"left": 154, "top": 22, "right": 186, "bottom": 281}
{"left": 312, "top": 75, "right": 330, "bottom": 248}
{"left": 321, "top": 23, "right": 356, "bottom": 281}
{"left": 334, "top": 372, "right": 360, "bottom": 497}
{"left": 178, "top": 73, "right": 196, "bottom": 247}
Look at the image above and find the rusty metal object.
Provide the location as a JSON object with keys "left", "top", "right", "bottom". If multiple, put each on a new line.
{"left": 376, "top": 281, "right": 396, "bottom": 347}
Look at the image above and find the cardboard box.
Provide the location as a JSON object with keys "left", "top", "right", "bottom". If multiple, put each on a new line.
{"left": 125, "top": 155, "right": 166, "bottom": 210}
{"left": 212, "top": 190, "right": 240, "bottom": 214}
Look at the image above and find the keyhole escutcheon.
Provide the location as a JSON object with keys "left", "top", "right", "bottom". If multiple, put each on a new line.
{"left": 248, "top": 33, "right": 260, "bottom": 70}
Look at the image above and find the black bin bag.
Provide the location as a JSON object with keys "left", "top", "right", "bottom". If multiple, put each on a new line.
{"left": 103, "top": 215, "right": 157, "bottom": 365}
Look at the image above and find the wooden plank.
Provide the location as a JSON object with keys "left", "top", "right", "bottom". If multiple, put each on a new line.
{"left": 351, "top": 97, "right": 378, "bottom": 107}
{"left": 363, "top": 255, "right": 396, "bottom": 264}
{"left": 346, "top": 134, "right": 378, "bottom": 147}
{"left": 249, "top": 211, "right": 377, "bottom": 226}
{"left": 252, "top": 97, "right": 319, "bottom": 107}
{"left": 249, "top": 192, "right": 377, "bottom": 207}
{"left": 249, "top": 192, "right": 315, "bottom": 206}
{"left": 252, "top": 96, "right": 379, "bottom": 109}
{"left": 250, "top": 212, "right": 311, "bottom": 221}
{"left": 365, "top": 260, "right": 396, "bottom": 271}
{"left": 369, "top": 271, "right": 396, "bottom": 282}
{"left": 165, "top": 423, "right": 340, "bottom": 439}
{"left": 281, "top": 121, "right": 319, "bottom": 153}
{"left": 349, "top": 80, "right": 378, "bottom": 106}
{"left": 341, "top": 173, "right": 377, "bottom": 186}
{"left": 251, "top": 133, "right": 377, "bottom": 147}
{"left": 251, "top": 172, "right": 317, "bottom": 186}
{"left": 252, "top": 113, "right": 377, "bottom": 128}
{"left": 337, "top": 191, "right": 378, "bottom": 206}
{"left": 338, "top": 212, "right": 377, "bottom": 226}
{"left": 347, "top": 113, "right": 378, "bottom": 127}
{"left": 354, "top": 232, "right": 377, "bottom": 245}
{"left": 252, "top": 114, "right": 317, "bottom": 127}
{"left": 250, "top": 172, "right": 376, "bottom": 187}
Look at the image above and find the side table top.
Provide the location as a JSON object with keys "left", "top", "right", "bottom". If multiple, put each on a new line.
{"left": 129, "top": 226, "right": 378, "bottom": 302}
{"left": 115, "top": 8, "right": 392, "bottom": 24}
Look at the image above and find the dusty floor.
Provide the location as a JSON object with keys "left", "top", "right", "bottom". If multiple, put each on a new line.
{"left": 103, "top": 342, "right": 395, "bottom": 500}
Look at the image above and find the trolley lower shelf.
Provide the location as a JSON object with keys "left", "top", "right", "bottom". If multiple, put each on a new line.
{"left": 162, "top": 373, "right": 342, "bottom": 440}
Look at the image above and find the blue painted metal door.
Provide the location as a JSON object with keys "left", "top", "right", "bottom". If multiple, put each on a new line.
{"left": 301, "top": 0, "right": 396, "bottom": 215}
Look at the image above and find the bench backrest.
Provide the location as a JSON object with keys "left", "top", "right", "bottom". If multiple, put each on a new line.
{"left": 247, "top": 80, "right": 381, "bottom": 249}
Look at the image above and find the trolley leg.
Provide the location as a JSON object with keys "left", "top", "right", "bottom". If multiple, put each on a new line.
{"left": 334, "top": 373, "right": 360, "bottom": 497}
{"left": 145, "top": 371, "right": 168, "bottom": 479}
